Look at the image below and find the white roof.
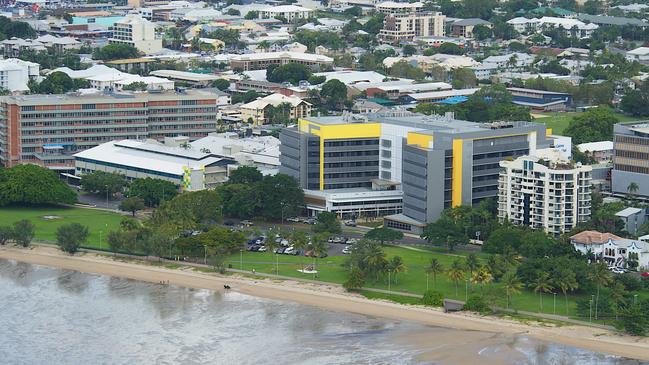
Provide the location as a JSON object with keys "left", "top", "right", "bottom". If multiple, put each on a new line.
{"left": 408, "top": 88, "right": 480, "bottom": 100}
{"left": 616, "top": 207, "right": 644, "bottom": 218}
{"left": 265, "top": 5, "right": 312, "bottom": 12}
{"left": 506, "top": 17, "right": 540, "bottom": 25}
{"left": 482, "top": 52, "right": 533, "bottom": 63}
{"left": 74, "top": 140, "right": 223, "bottom": 177}
{"left": 377, "top": 1, "right": 423, "bottom": 8}
{"left": 577, "top": 141, "right": 614, "bottom": 153}
{"left": 314, "top": 70, "right": 391, "bottom": 85}
{"left": 0, "top": 58, "right": 39, "bottom": 71}
{"left": 231, "top": 51, "right": 333, "bottom": 63}
{"left": 241, "top": 93, "right": 310, "bottom": 109}
{"left": 190, "top": 133, "right": 280, "bottom": 167}
{"left": 50, "top": 64, "right": 122, "bottom": 79}
{"left": 149, "top": 69, "right": 220, "bottom": 81}
{"left": 35, "top": 34, "right": 79, "bottom": 45}
{"left": 538, "top": 16, "right": 598, "bottom": 30}
{"left": 627, "top": 47, "right": 649, "bottom": 56}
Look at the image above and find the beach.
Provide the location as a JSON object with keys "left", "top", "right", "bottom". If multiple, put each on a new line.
{"left": 1, "top": 245, "right": 648, "bottom": 362}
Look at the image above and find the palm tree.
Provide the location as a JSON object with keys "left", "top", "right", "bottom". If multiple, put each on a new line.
{"left": 365, "top": 244, "right": 388, "bottom": 282}
{"left": 291, "top": 231, "right": 309, "bottom": 270}
{"left": 258, "top": 40, "right": 271, "bottom": 52}
{"left": 533, "top": 272, "right": 553, "bottom": 313}
{"left": 447, "top": 259, "right": 465, "bottom": 297}
{"left": 389, "top": 256, "right": 406, "bottom": 285}
{"left": 501, "top": 271, "right": 522, "bottom": 309}
{"left": 425, "top": 258, "right": 444, "bottom": 290}
{"left": 311, "top": 234, "right": 328, "bottom": 279}
{"left": 610, "top": 281, "right": 627, "bottom": 321}
{"left": 588, "top": 262, "right": 613, "bottom": 320}
{"left": 471, "top": 266, "right": 493, "bottom": 290}
{"left": 465, "top": 254, "right": 479, "bottom": 277}
{"left": 264, "top": 229, "right": 280, "bottom": 275}
{"left": 627, "top": 182, "right": 639, "bottom": 201}
{"left": 553, "top": 269, "right": 578, "bottom": 315}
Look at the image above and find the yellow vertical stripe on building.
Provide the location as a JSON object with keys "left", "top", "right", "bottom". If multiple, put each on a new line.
{"left": 452, "top": 138, "right": 463, "bottom": 207}
{"left": 298, "top": 118, "right": 382, "bottom": 191}
{"left": 406, "top": 132, "right": 433, "bottom": 148}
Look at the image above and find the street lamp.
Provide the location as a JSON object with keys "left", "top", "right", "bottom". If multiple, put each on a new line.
{"left": 105, "top": 185, "right": 109, "bottom": 208}
{"left": 553, "top": 293, "right": 557, "bottom": 315}
{"left": 465, "top": 280, "right": 469, "bottom": 302}
{"left": 589, "top": 295, "right": 594, "bottom": 322}
{"left": 240, "top": 249, "right": 243, "bottom": 270}
{"left": 203, "top": 245, "right": 207, "bottom": 265}
{"left": 388, "top": 270, "right": 391, "bottom": 292}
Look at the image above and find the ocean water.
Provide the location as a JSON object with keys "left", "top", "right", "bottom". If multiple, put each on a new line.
{"left": 0, "top": 259, "right": 644, "bottom": 365}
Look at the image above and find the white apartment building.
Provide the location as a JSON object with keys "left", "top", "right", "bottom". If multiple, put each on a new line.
{"left": 258, "top": 5, "right": 313, "bottom": 22}
{"left": 377, "top": 1, "right": 445, "bottom": 44}
{"left": 498, "top": 151, "right": 592, "bottom": 236}
{"left": 0, "top": 58, "right": 39, "bottom": 92}
{"left": 109, "top": 14, "right": 162, "bottom": 54}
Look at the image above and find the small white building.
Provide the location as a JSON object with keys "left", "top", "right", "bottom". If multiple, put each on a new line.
{"left": 570, "top": 230, "right": 649, "bottom": 270}
{"left": 481, "top": 52, "right": 534, "bottom": 71}
{"left": 577, "top": 141, "right": 614, "bottom": 163}
{"left": 258, "top": 5, "right": 313, "bottom": 22}
{"left": 0, "top": 58, "right": 39, "bottom": 92}
{"left": 626, "top": 47, "right": 649, "bottom": 62}
{"left": 109, "top": 14, "right": 163, "bottom": 54}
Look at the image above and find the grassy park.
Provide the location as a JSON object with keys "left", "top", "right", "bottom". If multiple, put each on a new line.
{"left": 224, "top": 246, "right": 589, "bottom": 318}
{"left": 533, "top": 111, "right": 646, "bottom": 135}
{"left": 0, "top": 206, "right": 123, "bottom": 249}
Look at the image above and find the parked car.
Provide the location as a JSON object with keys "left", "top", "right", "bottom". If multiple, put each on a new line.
{"left": 342, "top": 246, "right": 352, "bottom": 254}
{"left": 611, "top": 267, "right": 625, "bottom": 274}
{"left": 258, "top": 246, "right": 267, "bottom": 252}
{"left": 286, "top": 217, "right": 300, "bottom": 222}
{"left": 275, "top": 247, "right": 286, "bottom": 254}
{"left": 346, "top": 238, "right": 357, "bottom": 245}
{"left": 344, "top": 220, "right": 356, "bottom": 227}
{"left": 284, "top": 246, "right": 295, "bottom": 255}
{"left": 241, "top": 220, "right": 254, "bottom": 226}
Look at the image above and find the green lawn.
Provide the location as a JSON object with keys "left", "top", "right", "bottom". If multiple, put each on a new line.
{"left": 225, "top": 245, "right": 587, "bottom": 317}
{"left": 533, "top": 111, "right": 646, "bottom": 135}
{"left": 0, "top": 206, "right": 124, "bottom": 249}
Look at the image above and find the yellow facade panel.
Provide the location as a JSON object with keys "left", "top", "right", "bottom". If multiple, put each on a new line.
{"left": 452, "top": 138, "right": 463, "bottom": 207}
{"left": 406, "top": 132, "right": 433, "bottom": 148}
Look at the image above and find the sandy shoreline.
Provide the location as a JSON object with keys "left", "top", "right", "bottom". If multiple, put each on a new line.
{"left": 1, "top": 245, "right": 649, "bottom": 361}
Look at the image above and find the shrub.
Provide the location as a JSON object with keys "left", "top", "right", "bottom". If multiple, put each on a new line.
{"left": 463, "top": 294, "right": 490, "bottom": 314}
{"left": 421, "top": 290, "right": 444, "bottom": 307}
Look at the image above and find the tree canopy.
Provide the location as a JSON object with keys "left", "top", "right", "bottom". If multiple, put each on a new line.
{"left": 267, "top": 62, "right": 312, "bottom": 85}
{"left": 30, "top": 71, "right": 90, "bottom": 94}
{"left": 127, "top": 178, "right": 178, "bottom": 207}
{"left": 564, "top": 107, "right": 620, "bottom": 144}
{"left": 56, "top": 223, "right": 89, "bottom": 254}
{"left": 92, "top": 44, "right": 140, "bottom": 60}
{"left": 0, "top": 165, "right": 76, "bottom": 206}
{"left": 80, "top": 171, "right": 127, "bottom": 196}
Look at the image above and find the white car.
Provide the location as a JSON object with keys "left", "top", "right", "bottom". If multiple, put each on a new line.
{"left": 342, "top": 246, "right": 352, "bottom": 254}
{"left": 611, "top": 267, "right": 625, "bottom": 274}
{"left": 284, "top": 246, "right": 295, "bottom": 255}
{"left": 258, "top": 246, "right": 267, "bottom": 252}
{"left": 346, "top": 238, "right": 357, "bottom": 245}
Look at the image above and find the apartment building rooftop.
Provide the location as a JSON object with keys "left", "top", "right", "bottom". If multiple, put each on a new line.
{"left": 0, "top": 88, "right": 226, "bottom": 105}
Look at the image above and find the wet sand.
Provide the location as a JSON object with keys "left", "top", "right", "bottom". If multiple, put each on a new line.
{"left": 1, "top": 245, "right": 648, "bottom": 362}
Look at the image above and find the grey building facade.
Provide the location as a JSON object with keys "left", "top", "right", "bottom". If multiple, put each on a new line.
{"left": 612, "top": 122, "right": 649, "bottom": 198}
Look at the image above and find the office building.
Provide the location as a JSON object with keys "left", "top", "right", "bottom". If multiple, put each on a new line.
{"left": 230, "top": 52, "right": 333, "bottom": 71}
{"left": 498, "top": 150, "right": 592, "bottom": 236}
{"left": 109, "top": 14, "right": 162, "bottom": 54}
{"left": 377, "top": 2, "right": 445, "bottom": 44}
{"left": 385, "top": 118, "right": 550, "bottom": 234}
{"left": 612, "top": 122, "right": 649, "bottom": 198}
{"left": 279, "top": 112, "right": 551, "bottom": 225}
{"left": 0, "top": 89, "right": 226, "bottom": 171}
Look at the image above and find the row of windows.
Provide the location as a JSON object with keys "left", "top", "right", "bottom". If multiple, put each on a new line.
{"left": 615, "top": 149, "right": 649, "bottom": 160}
{"left": 616, "top": 135, "right": 649, "bottom": 146}
{"left": 332, "top": 199, "right": 402, "bottom": 207}
{"left": 324, "top": 150, "right": 379, "bottom": 158}
{"left": 324, "top": 161, "right": 378, "bottom": 168}
{"left": 22, "top": 111, "right": 147, "bottom": 119}
{"left": 323, "top": 171, "right": 378, "bottom": 179}
{"left": 615, "top": 164, "right": 649, "bottom": 175}
{"left": 76, "top": 157, "right": 182, "bottom": 179}
{"left": 324, "top": 182, "right": 372, "bottom": 189}
{"left": 385, "top": 220, "right": 411, "bottom": 231}
{"left": 324, "top": 139, "right": 379, "bottom": 147}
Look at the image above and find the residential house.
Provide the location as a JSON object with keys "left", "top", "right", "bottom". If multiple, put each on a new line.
{"left": 240, "top": 93, "right": 312, "bottom": 125}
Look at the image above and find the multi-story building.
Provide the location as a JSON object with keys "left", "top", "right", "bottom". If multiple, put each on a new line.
{"left": 109, "top": 14, "right": 162, "bottom": 54}
{"left": 240, "top": 93, "right": 312, "bottom": 126}
{"left": 378, "top": 3, "right": 445, "bottom": 44}
{"left": 0, "top": 89, "right": 226, "bottom": 171}
{"left": 498, "top": 150, "right": 592, "bottom": 236}
{"left": 451, "top": 18, "right": 493, "bottom": 38}
{"left": 258, "top": 5, "right": 313, "bottom": 22}
{"left": 385, "top": 118, "right": 551, "bottom": 234}
{"left": 230, "top": 52, "right": 334, "bottom": 71}
{"left": 279, "top": 112, "right": 552, "bottom": 225}
{"left": 0, "top": 58, "right": 39, "bottom": 92}
{"left": 612, "top": 122, "right": 649, "bottom": 198}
